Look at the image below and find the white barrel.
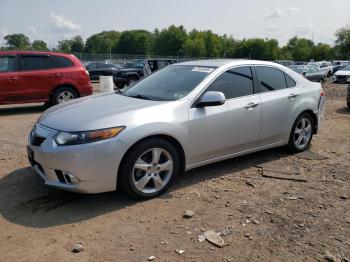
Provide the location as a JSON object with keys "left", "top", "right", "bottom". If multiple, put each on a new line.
{"left": 99, "top": 76, "right": 114, "bottom": 92}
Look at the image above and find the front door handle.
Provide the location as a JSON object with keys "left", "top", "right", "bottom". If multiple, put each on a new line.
{"left": 244, "top": 102, "right": 260, "bottom": 109}
{"left": 288, "top": 93, "right": 298, "bottom": 99}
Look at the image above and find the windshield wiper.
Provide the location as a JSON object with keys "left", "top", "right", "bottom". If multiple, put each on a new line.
{"left": 127, "top": 94, "right": 151, "bottom": 100}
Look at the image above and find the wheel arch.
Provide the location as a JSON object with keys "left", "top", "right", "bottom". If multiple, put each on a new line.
{"left": 294, "top": 109, "right": 319, "bottom": 135}
{"left": 117, "top": 134, "right": 186, "bottom": 188}
{"left": 50, "top": 84, "right": 80, "bottom": 102}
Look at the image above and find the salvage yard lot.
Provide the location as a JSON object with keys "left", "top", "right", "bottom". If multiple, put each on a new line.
{"left": 0, "top": 83, "right": 349, "bottom": 261}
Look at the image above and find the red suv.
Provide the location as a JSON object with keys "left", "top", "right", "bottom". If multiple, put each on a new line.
{"left": 0, "top": 51, "right": 92, "bottom": 106}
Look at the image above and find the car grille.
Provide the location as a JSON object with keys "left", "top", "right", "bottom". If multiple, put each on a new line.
{"left": 31, "top": 135, "right": 46, "bottom": 146}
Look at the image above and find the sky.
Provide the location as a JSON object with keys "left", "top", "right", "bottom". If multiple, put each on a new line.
{"left": 0, "top": 0, "right": 349, "bottom": 48}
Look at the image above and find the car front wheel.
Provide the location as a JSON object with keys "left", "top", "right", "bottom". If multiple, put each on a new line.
{"left": 288, "top": 113, "right": 314, "bottom": 152}
{"left": 119, "top": 138, "right": 180, "bottom": 199}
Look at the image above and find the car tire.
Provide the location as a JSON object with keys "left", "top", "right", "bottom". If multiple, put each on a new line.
{"left": 52, "top": 86, "right": 78, "bottom": 105}
{"left": 327, "top": 71, "right": 331, "bottom": 78}
{"left": 119, "top": 138, "right": 180, "bottom": 199}
{"left": 287, "top": 113, "right": 314, "bottom": 153}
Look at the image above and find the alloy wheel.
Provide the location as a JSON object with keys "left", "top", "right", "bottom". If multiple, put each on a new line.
{"left": 132, "top": 148, "right": 173, "bottom": 194}
{"left": 58, "top": 91, "right": 75, "bottom": 103}
{"left": 294, "top": 117, "right": 312, "bottom": 150}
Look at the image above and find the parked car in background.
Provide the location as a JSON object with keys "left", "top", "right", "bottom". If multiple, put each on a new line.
{"left": 289, "top": 64, "right": 326, "bottom": 83}
{"left": 332, "top": 64, "right": 350, "bottom": 84}
{"left": 0, "top": 51, "right": 92, "bottom": 106}
{"left": 332, "top": 61, "right": 350, "bottom": 74}
{"left": 27, "top": 60, "right": 325, "bottom": 199}
{"left": 308, "top": 61, "right": 333, "bottom": 77}
{"left": 274, "top": 60, "right": 295, "bottom": 67}
{"left": 85, "top": 62, "right": 122, "bottom": 81}
{"left": 113, "top": 59, "right": 178, "bottom": 88}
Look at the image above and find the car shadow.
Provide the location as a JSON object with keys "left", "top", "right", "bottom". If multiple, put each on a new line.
{"left": 0, "top": 104, "right": 46, "bottom": 116}
{"left": 0, "top": 147, "right": 288, "bottom": 228}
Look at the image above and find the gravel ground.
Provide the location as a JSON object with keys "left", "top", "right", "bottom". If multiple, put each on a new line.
{"left": 0, "top": 83, "right": 349, "bottom": 262}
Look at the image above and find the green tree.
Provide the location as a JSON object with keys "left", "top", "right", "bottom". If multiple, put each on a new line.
{"left": 312, "top": 43, "right": 334, "bottom": 61}
{"left": 70, "top": 36, "right": 85, "bottom": 53}
{"left": 84, "top": 31, "right": 120, "bottom": 53}
{"left": 286, "top": 36, "right": 315, "bottom": 61}
{"left": 57, "top": 39, "right": 72, "bottom": 52}
{"left": 4, "top": 33, "right": 30, "bottom": 49}
{"left": 153, "top": 25, "right": 187, "bottom": 56}
{"left": 183, "top": 38, "right": 206, "bottom": 57}
{"left": 220, "top": 35, "right": 239, "bottom": 58}
{"left": 113, "top": 30, "right": 152, "bottom": 55}
{"left": 56, "top": 35, "right": 84, "bottom": 53}
{"left": 334, "top": 26, "right": 350, "bottom": 59}
{"left": 31, "top": 40, "right": 48, "bottom": 51}
{"left": 202, "top": 30, "right": 222, "bottom": 58}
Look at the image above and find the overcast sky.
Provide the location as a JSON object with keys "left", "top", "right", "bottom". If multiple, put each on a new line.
{"left": 0, "top": 0, "right": 349, "bottom": 48}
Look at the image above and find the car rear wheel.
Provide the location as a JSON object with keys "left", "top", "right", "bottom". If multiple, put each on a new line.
{"left": 287, "top": 113, "right": 314, "bottom": 152}
{"left": 53, "top": 86, "right": 78, "bottom": 105}
{"left": 119, "top": 138, "right": 180, "bottom": 199}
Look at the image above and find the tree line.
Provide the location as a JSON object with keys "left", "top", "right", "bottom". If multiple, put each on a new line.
{"left": 2, "top": 25, "right": 350, "bottom": 61}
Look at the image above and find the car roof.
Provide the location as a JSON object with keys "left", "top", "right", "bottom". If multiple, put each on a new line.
{"left": 175, "top": 59, "right": 282, "bottom": 68}
{"left": 0, "top": 50, "right": 73, "bottom": 57}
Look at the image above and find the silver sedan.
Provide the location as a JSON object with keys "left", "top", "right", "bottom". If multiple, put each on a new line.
{"left": 27, "top": 60, "right": 326, "bottom": 199}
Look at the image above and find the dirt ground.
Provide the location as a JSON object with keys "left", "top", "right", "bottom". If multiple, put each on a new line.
{"left": 0, "top": 83, "right": 349, "bottom": 262}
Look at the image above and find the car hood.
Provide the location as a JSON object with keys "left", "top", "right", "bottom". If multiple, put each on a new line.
{"left": 39, "top": 92, "right": 166, "bottom": 131}
{"left": 335, "top": 70, "right": 350, "bottom": 75}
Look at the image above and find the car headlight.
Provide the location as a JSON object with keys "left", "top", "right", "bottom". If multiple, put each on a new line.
{"left": 54, "top": 126, "right": 125, "bottom": 146}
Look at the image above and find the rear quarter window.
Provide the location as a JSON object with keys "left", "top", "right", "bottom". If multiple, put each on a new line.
{"left": 51, "top": 55, "right": 74, "bottom": 68}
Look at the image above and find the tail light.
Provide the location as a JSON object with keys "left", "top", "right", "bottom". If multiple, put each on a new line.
{"left": 320, "top": 90, "right": 326, "bottom": 97}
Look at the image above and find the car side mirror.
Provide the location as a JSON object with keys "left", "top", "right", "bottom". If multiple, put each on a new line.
{"left": 302, "top": 71, "right": 306, "bottom": 76}
{"left": 196, "top": 91, "right": 225, "bottom": 108}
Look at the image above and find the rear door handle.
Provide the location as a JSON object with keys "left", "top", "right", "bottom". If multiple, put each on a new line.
{"left": 288, "top": 93, "right": 298, "bottom": 99}
{"left": 7, "top": 77, "right": 19, "bottom": 81}
{"left": 52, "top": 73, "right": 62, "bottom": 78}
{"left": 244, "top": 102, "right": 260, "bottom": 109}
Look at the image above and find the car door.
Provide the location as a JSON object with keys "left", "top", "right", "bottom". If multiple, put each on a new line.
{"left": 256, "top": 65, "right": 298, "bottom": 146}
{"left": 18, "top": 54, "right": 57, "bottom": 101}
{"left": 189, "top": 66, "right": 261, "bottom": 164}
{"left": 0, "top": 55, "right": 21, "bottom": 104}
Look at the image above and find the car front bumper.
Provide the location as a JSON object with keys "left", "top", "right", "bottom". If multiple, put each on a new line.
{"left": 27, "top": 124, "right": 128, "bottom": 194}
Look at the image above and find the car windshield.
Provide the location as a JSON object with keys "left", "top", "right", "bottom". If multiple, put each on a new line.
{"left": 123, "top": 65, "right": 215, "bottom": 101}
{"left": 289, "top": 65, "right": 304, "bottom": 74}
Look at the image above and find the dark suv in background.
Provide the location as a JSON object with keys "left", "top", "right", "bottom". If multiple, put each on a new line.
{"left": 0, "top": 51, "right": 92, "bottom": 106}
{"left": 114, "top": 59, "right": 177, "bottom": 88}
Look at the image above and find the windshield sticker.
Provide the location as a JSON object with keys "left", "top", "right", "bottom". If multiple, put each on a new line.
{"left": 191, "top": 67, "right": 214, "bottom": 73}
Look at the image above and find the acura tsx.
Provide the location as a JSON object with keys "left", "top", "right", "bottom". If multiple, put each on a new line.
{"left": 27, "top": 60, "right": 326, "bottom": 199}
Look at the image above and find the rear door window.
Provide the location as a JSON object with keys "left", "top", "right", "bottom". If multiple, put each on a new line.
{"left": 256, "top": 66, "right": 288, "bottom": 92}
{"left": 0, "top": 56, "right": 16, "bottom": 72}
{"left": 206, "top": 66, "right": 254, "bottom": 99}
{"left": 21, "top": 55, "right": 52, "bottom": 71}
